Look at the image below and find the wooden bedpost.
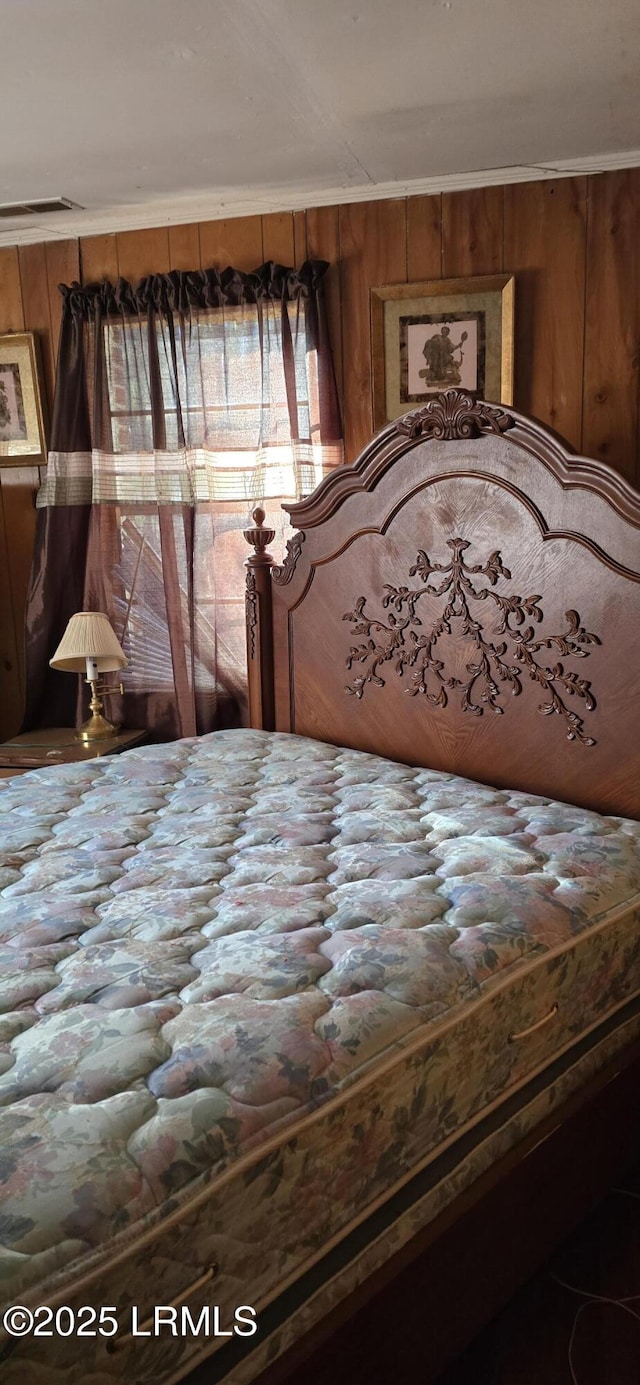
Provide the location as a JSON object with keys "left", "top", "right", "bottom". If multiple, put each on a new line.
{"left": 243, "top": 507, "right": 276, "bottom": 730}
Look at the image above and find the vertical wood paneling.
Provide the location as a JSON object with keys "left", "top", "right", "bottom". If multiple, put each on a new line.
{"left": 0, "top": 467, "right": 39, "bottom": 701}
{"left": 293, "top": 210, "right": 308, "bottom": 267}
{"left": 116, "top": 227, "right": 170, "bottom": 281}
{"left": 504, "top": 178, "right": 587, "bottom": 446}
{"left": 18, "top": 243, "right": 55, "bottom": 407}
{"left": 261, "top": 211, "right": 295, "bottom": 266}
{"left": 307, "top": 205, "right": 343, "bottom": 413}
{"left": 339, "top": 199, "right": 407, "bottom": 461}
{"left": 0, "top": 481, "right": 23, "bottom": 737}
{"left": 442, "top": 187, "right": 504, "bottom": 276}
{"left": 407, "top": 195, "right": 442, "bottom": 281}
{"left": 45, "top": 239, "right": 80, "bottom": 387}
{"left": 199, "top": 216, "right": 263, "bottom": 271}
{"left": 80, "top": 234, "right": 119, "bottom": 284}
{"left": 0, "top": 248, "right": 26, "bottom": 330}
{"left": 168, "top": 223, "right": 201, "bottom": 271}
{"left": 582, "top": 170, "right": 640, "bottom": 485}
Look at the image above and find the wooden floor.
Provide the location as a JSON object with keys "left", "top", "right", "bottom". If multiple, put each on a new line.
{"left": 436, "top": 1164, "right": 640, "bottom": 1385}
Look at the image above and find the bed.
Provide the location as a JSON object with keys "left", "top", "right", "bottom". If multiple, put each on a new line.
{"left": 0, "top": 390, "right": 639, "bottom": 1385}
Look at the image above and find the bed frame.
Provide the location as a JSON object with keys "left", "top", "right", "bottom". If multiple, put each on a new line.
{"left": 244, "top": 390, "right": 640, "bottom": 820}
{"left": 234, "top": 391, "right": 640, "bottom": 1384}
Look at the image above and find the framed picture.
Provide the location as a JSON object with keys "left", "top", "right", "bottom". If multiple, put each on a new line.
{"left": 0, "top": 332, "right": 48, "bottom": 466}
{"left": 371, "top": 274, "right": 515, "bottom": 430}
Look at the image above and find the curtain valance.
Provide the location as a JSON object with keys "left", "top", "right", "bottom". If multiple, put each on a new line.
{"left": 60, "top": 259, "right": 331, "bottom": 317}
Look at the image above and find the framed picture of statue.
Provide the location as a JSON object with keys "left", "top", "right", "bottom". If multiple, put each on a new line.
{"left": 0, "top": 332, "right": 48, "bottom": 466}
{"left": 371, "top": 274, "right": 515, "bottom": 430}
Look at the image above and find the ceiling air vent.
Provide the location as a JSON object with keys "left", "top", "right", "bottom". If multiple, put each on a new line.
{"left": 0, "top": 197, "right": 84, "bottom": 218}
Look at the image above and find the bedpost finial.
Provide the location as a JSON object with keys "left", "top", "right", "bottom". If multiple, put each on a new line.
{"left": 244, "top": 506, "right": 276, "bottom": 563}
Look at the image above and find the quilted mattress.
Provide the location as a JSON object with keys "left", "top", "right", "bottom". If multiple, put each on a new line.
{"left": 1, "top": 728, "right": 639, "bottom": 1383}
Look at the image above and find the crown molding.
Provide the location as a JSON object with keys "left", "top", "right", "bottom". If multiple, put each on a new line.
{"left": 2, "top": 147, "right": 640, "bottom": 251}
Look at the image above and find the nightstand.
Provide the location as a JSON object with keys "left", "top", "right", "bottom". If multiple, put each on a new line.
{"left": 0, "top": 728, "right": 148, "bottom": 777}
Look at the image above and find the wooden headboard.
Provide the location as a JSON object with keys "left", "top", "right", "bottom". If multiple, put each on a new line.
{"left": 244, "top": 392, "right": 640, "bottom": 820}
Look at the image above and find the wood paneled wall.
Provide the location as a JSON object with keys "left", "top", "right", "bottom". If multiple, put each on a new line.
{"left": 1, "top": 169, "right": 640, "bottom": 739}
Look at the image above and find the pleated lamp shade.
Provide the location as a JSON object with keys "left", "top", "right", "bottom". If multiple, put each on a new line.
{"left": 50, "top": 612, "right": 127, "bottom": 673}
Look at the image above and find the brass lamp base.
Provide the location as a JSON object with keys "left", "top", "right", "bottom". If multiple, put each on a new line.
{"left": 74, "top": 677, "right": 121, "bottom": 742}
{"left": 75, "top": 712, "right": 119, "bottom": 743}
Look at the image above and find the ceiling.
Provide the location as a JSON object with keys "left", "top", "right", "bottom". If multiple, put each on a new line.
{"left": 1, "top": 0, "right": 639, "bottom": 245}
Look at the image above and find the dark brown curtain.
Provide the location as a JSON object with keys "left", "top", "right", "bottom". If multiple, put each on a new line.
{"left": 23, "top": 261, "right": 343, "bottom": 738}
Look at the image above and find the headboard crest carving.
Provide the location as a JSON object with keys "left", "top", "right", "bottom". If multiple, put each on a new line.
{"left": 343, "top": 537, "right": 601, "bottom": 746}
{"left": 395, "top": 392, "right": 516, "bottom": 441}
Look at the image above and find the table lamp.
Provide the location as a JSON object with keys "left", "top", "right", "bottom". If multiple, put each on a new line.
{"left": 50, "top": 611, "right": 127, "bottom": 742}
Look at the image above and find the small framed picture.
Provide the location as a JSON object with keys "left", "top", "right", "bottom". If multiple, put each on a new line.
{"left": 0, "top": 332, "right": 48, "bottom": 466}
{"left": 371, "top": 274, "right": 515, "bottom": 430}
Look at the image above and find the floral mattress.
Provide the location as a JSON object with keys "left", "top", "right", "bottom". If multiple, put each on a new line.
{"left": 1, "top": 729, "right": 639, "bottom": 1384}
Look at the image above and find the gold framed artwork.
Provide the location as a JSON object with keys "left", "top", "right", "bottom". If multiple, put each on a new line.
{"left": 371, "top": 274, "right": 515, "bottom": 430}
{"left": 0, "top": 332, "right": 48, "bottom": 466}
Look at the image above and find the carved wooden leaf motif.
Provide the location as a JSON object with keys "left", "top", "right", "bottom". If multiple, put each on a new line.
{"left": 272, "top": 532, "right": 305, "bottom": 585}
{"left": 395, "top": 392, "right": 516, "bottom": 441}
{"left": 343, "top": 537, "right": 601, "bottom": 745}
{"left": 245, "top": 570, "right": 258, "bottom": 661}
